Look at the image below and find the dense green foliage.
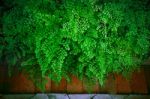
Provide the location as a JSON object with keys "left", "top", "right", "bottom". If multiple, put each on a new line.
{"left": 0, "top": 0, "right": 150, "bottom": 87}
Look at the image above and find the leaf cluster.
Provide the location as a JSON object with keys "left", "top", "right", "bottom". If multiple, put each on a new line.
{"left": 0, "top": 0, "right": 150, "bottom": 87}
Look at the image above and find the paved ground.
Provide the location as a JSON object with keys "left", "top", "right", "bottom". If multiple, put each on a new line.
{"left": 0, "top": 94, "right": 150, "bottom": 99}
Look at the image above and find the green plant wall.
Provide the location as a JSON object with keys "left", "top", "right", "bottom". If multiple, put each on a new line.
{"left": 0, "top": 0, "right": 150, "bottom": 88}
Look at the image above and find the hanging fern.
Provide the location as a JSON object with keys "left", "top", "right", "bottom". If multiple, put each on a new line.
{"left": 0, "top": 0, "right": 150, "bottom": 88}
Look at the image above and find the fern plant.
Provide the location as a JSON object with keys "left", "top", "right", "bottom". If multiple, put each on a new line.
{"left": 0, "top": 0, "right": 150, "bottom": 88}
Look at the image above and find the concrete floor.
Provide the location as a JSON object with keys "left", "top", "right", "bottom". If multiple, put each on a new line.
{"left": 0, "top": 94, "right": 150, "bottom": 99}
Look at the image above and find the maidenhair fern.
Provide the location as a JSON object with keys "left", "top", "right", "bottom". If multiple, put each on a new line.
{"left": 0, "top": 0, "right": 150, "bottom": 87}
